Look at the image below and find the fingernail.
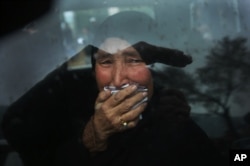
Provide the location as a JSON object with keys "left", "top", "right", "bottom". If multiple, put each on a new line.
{"left": 105, "top": 90, "right": 111, "bottom": 95}
{"left": 131, "top": 85, "right": 137, "bottom": 90}
{"left": 142, "top": 92, "right": 148, "bottom": 97}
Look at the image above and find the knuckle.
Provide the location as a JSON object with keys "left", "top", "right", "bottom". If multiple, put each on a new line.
{"left": 100, "top": 103, "right": 108, "bottom": 111}
{"left": 98, "top": 92, "right": 105, "bottom": 100}
{"left": 98, "top": 91, "right": 110, "bottom": 102}
{"left": 123, "top": 101, "right": 133, "bottom": 110}
{"left": 95, "top": 103, "right": 102, "bottom": 110}
{"left": 113, "top": 92, "right": 122, "bottom": 101}
{"left": 124, "top": 103, "right": 132, "bottom": 109}
{"left": 111, "top": 118, "right": 119, "bottom": 128}
{"left": 111, "top": 120, "right": 116, "bottom": 127}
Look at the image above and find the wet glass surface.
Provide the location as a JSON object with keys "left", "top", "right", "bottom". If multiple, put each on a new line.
{"left": 0, "top": 0, "right": 250, "bottom": 165}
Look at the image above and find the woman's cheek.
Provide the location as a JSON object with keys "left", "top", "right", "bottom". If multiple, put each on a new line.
{"left": 128, "top": 67, "right": 152, "bottom": 84}
{"left": 129, "top": 67, "right": 154, "bottom": 99}
{"left": 95, "top": 67, "right": 112, "bottom": 90}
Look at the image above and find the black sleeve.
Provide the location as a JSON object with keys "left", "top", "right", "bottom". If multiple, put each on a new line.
{"left": 1, "top": 65, "right": 96, "bottom": 166}
{"left": 151, "top": 88, "right": 227, "bottom": 166}
{"left": 54, "top": 138, "right": 91, "bottom": 166}
{"left": 149, "top": 114, "right": 227, "bottom": 166}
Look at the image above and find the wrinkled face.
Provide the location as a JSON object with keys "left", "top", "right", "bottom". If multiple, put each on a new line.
{"left": 94, "top": 37, "right": 154, "bottom": 99}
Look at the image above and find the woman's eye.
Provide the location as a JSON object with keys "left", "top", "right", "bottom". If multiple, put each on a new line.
{"left": 127, "top": 59, "right": 143, "bottom": 63}
{"left": 100, "top": 60, "right": 112, "bottom": 64}
{"left": 97, "top": 59, "right": 113, "bottom": 65}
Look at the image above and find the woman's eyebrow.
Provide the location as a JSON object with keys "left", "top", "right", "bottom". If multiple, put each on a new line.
{"left": 122, "top": 50, "right": 140, "bottom": 57}
{"left": 95, "top": 51, "right": 112, "bottom": 60}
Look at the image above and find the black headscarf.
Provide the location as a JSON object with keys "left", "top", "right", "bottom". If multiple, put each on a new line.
{"left": 84, "top": 11, "right": 192, "bottom": 69}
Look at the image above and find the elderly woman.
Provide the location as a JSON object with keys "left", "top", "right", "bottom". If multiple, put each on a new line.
{"left": 2, "top": 11, "right": 225, "bottom": 166}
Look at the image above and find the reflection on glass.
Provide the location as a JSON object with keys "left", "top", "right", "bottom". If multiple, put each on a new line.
{"left": 61, "top": 6, "right": 155, "bottom": 69}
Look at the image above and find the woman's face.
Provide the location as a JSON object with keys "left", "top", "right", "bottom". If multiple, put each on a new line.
{"left": 94, "top": 37, "right": 154, "bottom": 99}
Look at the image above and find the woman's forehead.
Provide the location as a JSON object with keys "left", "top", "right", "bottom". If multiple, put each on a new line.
{"left": 98, "top": 37, "right": 134, "bottom": 54}
{"left": 95, "top": 49, "right": 141, "bottom": 60}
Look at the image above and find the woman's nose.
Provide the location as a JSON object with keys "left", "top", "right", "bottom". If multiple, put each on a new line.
{"left": 112, "top": 64, "right": 129, "bottom": 87}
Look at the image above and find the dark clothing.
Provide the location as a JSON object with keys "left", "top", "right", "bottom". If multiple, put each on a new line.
{"left": 2, "top": 64, "right": 225, "bottom": 166}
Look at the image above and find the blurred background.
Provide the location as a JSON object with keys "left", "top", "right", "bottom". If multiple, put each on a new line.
{"left": 0, "top": 0, "right": 250, "bottom": 165}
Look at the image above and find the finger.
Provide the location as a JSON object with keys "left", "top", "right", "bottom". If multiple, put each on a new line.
{"left": 127, "top": 117, "right": 140, "bottom": 128}
{"left": 96, "top": 90, "right": 112, "bottom": 103}
{"left": 108, "top": 84, "right": 138, "bottom": 107}
{"left": 119, "top": 121, "right": 138, "bottom": 131}
{"left": 95, "top": 90, "right": 112, "bottom": 110}
{"left": 116, "top": 91, "right": 148, "bottom": 114}
{"left": 120, "top": 102, "right": 147, "bottom": 122}
{"left": 119, "top": 112, "right": 142, "bottom": 131}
